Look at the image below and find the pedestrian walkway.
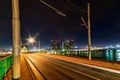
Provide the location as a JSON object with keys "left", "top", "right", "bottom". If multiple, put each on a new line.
{"left": 4, "top": 54, "right": 35, "bottom": 80}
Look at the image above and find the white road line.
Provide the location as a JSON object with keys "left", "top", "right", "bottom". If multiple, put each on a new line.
{"left": 49, "top": 59, "right": 100, "bottom": 80}
{"left": 47, "top": 55, "right": 120, "bottom": 74}
{"left": 39, "top": 54, "right": 100, "bottom": 80}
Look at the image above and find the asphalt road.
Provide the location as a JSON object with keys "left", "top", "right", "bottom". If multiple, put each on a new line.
{"left": 23, "top": 53, "right": 120, "bottom": 80}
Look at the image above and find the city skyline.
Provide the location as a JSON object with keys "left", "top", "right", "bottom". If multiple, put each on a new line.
{"left": 0, "top": 0, "right": 120, "bottom": 49}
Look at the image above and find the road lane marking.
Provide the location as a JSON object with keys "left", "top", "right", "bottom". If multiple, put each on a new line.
{"left": 44, "top": 54, "right": 120, "bottom": 74}
{"left": 24, "top": 55, "right": 45, "bottom": 80}
{"left": 39, "top": 54, "right": 100, "bottom": 80}
{"left": 24, "top": 55, "right": 48, "bottom": 80}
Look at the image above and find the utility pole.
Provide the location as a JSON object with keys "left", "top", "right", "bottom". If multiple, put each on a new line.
{"left": 81, "top": 2, "right": 91, "bottom": 60}
{"left": 12, "top": 0, "right": 20, "bottom": 79}
{"left": 87, "top": 2, "right": 91, "bottom": 60}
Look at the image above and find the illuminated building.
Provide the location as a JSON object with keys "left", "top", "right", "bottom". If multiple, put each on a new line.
{"left": 63, "top": 40, "right": 74, "bottom": 50}
{"left": 50, "top": 40, "right": 61, "bottom": 50}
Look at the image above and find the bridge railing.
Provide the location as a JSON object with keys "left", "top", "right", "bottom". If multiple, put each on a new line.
{"left": 59, "top": 48, "right": 120, "bottom": 61}
{"left": 0, "top": 55, "right": 12, "bottom": 79}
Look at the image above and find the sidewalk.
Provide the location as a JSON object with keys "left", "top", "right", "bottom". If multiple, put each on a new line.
{"left": 4, "top": 54, "right": 33, "bottom": 80}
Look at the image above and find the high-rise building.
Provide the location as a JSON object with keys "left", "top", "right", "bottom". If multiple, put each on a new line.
{"left": 50, "top": 40, "right": 60, "bottom": 50}
{"left": 63, "top": 40, "right": 74, "bottom": 50}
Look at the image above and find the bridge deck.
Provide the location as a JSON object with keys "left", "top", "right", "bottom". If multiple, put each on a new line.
{"left": 3, "top": 54, "right": 44, "bottom": 80}
{"left": 3, "top": 53, "right": 120, "bottom": 80}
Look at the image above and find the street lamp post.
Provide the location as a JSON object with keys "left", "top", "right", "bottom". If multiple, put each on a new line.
{"left": 12, "top": 0, "right": 20, "bottom": 79}
{"left": 87, "top": 3, "right": 91, "bottom": 60}
{"left": 27, "top": 36, "right": 36, "bottom": 51}
{"left": 81, "top": 2, "right": 91, "bottom": 60}
{"left": 27, "top": 36, "right": 41, "bottom": 51}
{"left": 40, "top": 1, "right": 91, "bottom": 60}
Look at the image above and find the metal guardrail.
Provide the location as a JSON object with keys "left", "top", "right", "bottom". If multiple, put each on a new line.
{"left": 0, "top": 55, "right": 12, "bottom": 80}
{"left": 59, "top": 48, "right": 120, "bottom": 61}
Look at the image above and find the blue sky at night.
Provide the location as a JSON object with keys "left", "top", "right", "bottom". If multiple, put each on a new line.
{"left": 0, "top": 0, "right": 120, "bottom": 49}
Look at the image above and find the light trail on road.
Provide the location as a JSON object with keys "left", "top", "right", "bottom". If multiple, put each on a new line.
{"left": 23, "top": 53, "right": 120, "bottom": 80}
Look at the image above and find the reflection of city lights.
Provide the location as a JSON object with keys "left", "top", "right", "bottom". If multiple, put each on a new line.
{"left": 117, "top": 49, "right": 120, "bottom": 52}
{"left": 116, "top": 44, "right": 120, "bottom": 47}
{"left": 109, "top": 45, "right": 113, "bottom": 48}
{"left": 74, "top": 46, "right": 78, "bottom": 48}
{"left": 118, "top": 53, "right": 120, "bottom": 56}
{"left": 62, "top": 49, "right": 65, "bottom": 51}
{"left": 105, "top": 46, "right": 109, "bottom": 49}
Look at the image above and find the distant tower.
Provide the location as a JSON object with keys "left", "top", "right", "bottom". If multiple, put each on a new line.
{"left": 50, "top": 40, "right": 60, "bottom": 50}
{"left": 63, "top": 40, "right": 74, "bottom": 50}
{"left": 62, "top": 42, "right": 64, "bottom": 49}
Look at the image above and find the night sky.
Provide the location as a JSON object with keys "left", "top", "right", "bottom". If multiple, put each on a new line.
{"left": 0, "top": 0, "right": 120, "bottom": 49}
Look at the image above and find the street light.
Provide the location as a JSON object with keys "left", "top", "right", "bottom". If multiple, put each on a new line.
{"left": 26, "top": 36, "right": 36, "bottom": 51}
{"left": 27, "top": 36, "right": 41, "bottom": 51}
{"left": 67, "top": 1, "right": 91, "bottom": 60}
{"left": 40, "top": 0, "right": 66, "bottom": 17}
{"left": 81, "top": 2, "right": 91, "bottom": 60}
{"left": 27, "top": 36, "right": 35, "bottom": 44}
